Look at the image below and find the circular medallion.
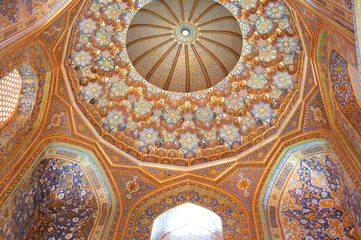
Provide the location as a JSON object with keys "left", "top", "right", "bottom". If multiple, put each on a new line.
{"left": 173, "top": 22, "right": 199, "bottom": 43}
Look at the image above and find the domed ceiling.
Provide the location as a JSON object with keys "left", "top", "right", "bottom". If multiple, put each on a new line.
{"left": 126, "top": 0, "right": 242, "bottom": 92}
{"left": 65, "top": 0, "right": 303, "bottom": 166}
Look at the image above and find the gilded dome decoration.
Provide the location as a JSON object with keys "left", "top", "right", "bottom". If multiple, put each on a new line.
{"left": 126, "top": 0, "right": 243, "bottom": 92}
{"left": 65, "top": 0, "right": 303, "bottom": 166}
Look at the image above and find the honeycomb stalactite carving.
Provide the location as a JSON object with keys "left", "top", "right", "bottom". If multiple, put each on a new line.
{"left": 65, "top": 0, "right": 303, "bottom": 166}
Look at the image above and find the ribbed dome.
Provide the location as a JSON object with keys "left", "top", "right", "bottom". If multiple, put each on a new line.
{"left": 126, "top": 0, "right": 242, "bottom": 92}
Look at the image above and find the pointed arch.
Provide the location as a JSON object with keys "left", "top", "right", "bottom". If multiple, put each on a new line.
{"left": 121, "top": 182, "right": 253, "bottom": 239}
{"left": 151, "top": 202, "right": 222, "bottom": 240}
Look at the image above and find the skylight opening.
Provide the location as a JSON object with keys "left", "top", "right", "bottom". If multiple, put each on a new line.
{"left": 0, "top": 69, "right": 22, "bottom": 128}
{"left": 151, "top": 203, "right": 222, "bottom": 240}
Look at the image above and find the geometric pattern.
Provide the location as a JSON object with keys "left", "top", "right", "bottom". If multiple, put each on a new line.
{"left": 64, "top": 0, "right": 303, "bottom": 166}
{"left": 126, "top": 0, "right": 242, "bottom": 92}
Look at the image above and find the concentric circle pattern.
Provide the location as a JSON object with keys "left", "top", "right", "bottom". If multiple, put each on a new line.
{"left": 65, "top": 0, "right": 303, "bottom": 166}
{"left": 173, "top": 22, "right": 199, "bottom": 43}
{"left": 126, "top": 0, "right": 242, "bottom": 92}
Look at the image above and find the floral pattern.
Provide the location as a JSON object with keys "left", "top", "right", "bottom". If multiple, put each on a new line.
{"left": 95, "top": 30, "right": 112, "bottom": 46}
{"left": 225, "top": 93, "right": 245, "bottom": 110}
{"left": 140, "top": 128, "right": 159, "bottom": 145}
{"left": 74, "top": 50, "right": 92, "bottom": 66}
{"left": 83, "top": 82, "right": 103, "bottom": 99}
{"left": 179, "top": 133, "right": 199, "bottom": 149}
{"left": 265, "top": 2, "right": 286, "bottom": 19}
{"left": 258, "top": 44, "right": 277, "bottom": 62}
{"left": 195, "top": 107, "right": 213, "bottom": 122}
{"left": 164, "top": 108, "right": 182, "bottom": 124}
{"left": 255, "top": 17, "right": 273, "bottom": 34}
{"left": 78, "top": 18, "right": 96, "bottom": 34}
{"left": 251, "top": 102, "right": 274, "bottom": 120}
{"left": 277, "top": 36, "right": 300, "bottom": 54}
{"left": 247, "top": 74, "right": 268, "bottom": 89}
{"left": 65, "top": 0, "right": 303, "bottom": 164}
{"left": 134, "top": 98, "right": 152, "bottom": 115}
{"left": 103, "top": 109, "right": 125, "bottom": 130}
{"left": 264, "top": 142, "right": 359, "bottom": 240}
{"left": 273, "top": 71, "right": 294, "bottom": 89}
{"left": 219, "top": 124, "right": 240, "bottom": 142}
{"left": 105, "top": 4, "right": 121, "bottom": 20}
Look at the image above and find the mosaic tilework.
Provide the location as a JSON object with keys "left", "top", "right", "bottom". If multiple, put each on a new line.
{"left": 281, "top": 107, "right": 301, "bottom": 135}
{"left": 100, "top": 142, "right": 138, "bottom": 166}
{"left": 302, "top": 62, "right": 316, "bottom": 97}
{"left": 25, "top": 158, "right": 100, "bottom": 239}
{"left": 64, "top": 0, "right": 304, "bottom": 166}
{"left": 190, "top": 162, "right": 235, "bottom": 179}
{"left": 73, "top": 110, "right": 97, "bottom": 140}
{"left": 0, "top": 0, "right": 69, "bottom": 45}
{"left": 112, "top": 168, "right": 157, "bottom": 214}
{"left": 0, "top": 145, "right": 114, "bottom": 239}
{"left": 337, "top": 162, "right": 361, "bottom": 235}
{"left": 141, "top": 166, "right": 184, "bottom": 180}
{"left": 294, "top": 0, "right": 322, "bottom": 37}
{"left": 0, "top": 156, "right": 41, "bottom": 239}
{"left": 263, "top": 141, "right": 359, "bottom": 239}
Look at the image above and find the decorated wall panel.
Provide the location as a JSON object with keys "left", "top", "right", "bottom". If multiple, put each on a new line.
{"left": 262, "top": 140, "right": 361, "bottom": 239}
{"left": 0, "top": 144, "right": 114, "bottom": 240}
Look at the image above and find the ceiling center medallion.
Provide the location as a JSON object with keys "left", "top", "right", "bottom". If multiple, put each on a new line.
{"left": 173, "top": 22, "right": 199, "bottom": 43}
{"left": 126, "top": 0, "right": 243, "bottom": 92}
